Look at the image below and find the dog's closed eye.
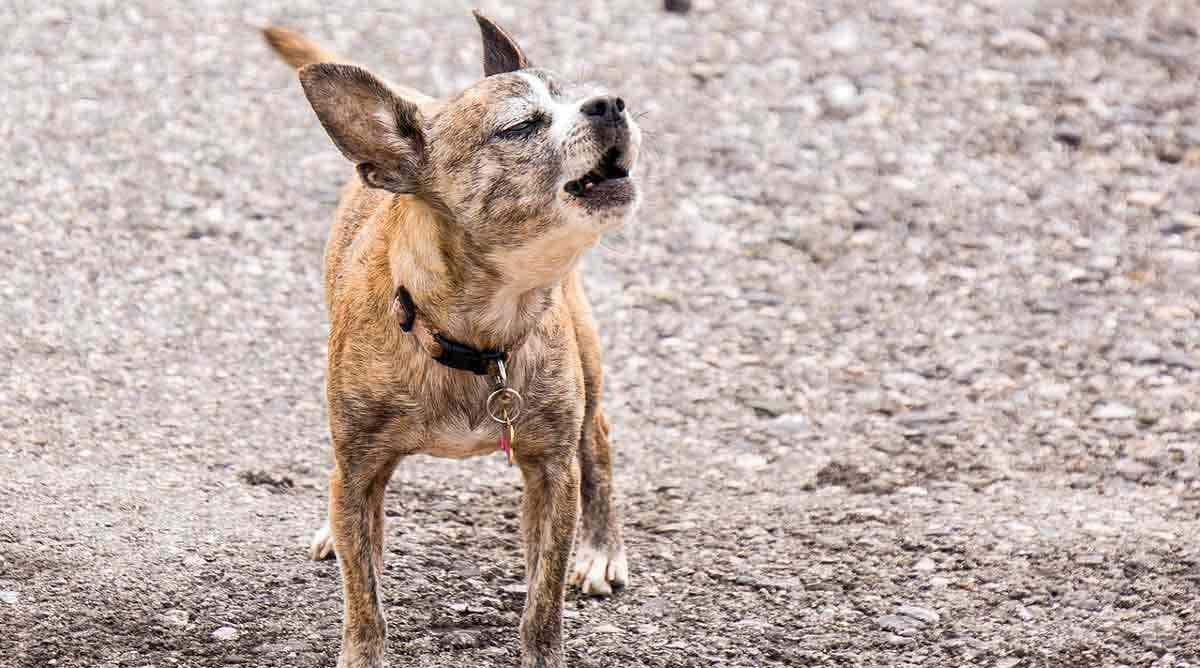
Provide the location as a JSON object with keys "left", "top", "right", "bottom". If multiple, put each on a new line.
{"left": 495, "top": 114, "right": 546, "bottom": 140}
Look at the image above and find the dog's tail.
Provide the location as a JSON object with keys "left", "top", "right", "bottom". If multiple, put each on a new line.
{"left": 261, "top": 25, "right": 438, "bottom": 108}
{"left": 262, "top": 25, "right": 341, "bottom": 69}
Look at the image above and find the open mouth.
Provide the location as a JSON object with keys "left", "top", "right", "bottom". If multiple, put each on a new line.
{"left": 564, "top": 148, "right": 630, "bottom": 198}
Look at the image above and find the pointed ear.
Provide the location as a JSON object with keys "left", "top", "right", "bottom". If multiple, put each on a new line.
{"left": 473, "top": 10, "right": 530, "bottom": 76}
{"left": 298, "top": 63, "right": 426, "bottom": 193}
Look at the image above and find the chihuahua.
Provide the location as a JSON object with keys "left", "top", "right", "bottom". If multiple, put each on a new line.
{"left": 264, "top": 10, "right": 640, "bottom": 667}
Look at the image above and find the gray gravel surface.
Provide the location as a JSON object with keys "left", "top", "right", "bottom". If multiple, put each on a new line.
{"left": 4, "top": 1, "right": 1200, "bottom": 666}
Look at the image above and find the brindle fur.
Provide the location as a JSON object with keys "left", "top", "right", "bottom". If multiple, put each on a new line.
{"left": 263, "top": 12, "right": 638, "bottom": 668}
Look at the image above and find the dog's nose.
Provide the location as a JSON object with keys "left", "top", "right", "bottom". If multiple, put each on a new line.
{"left": 580, "top": 95, "right": 626, "bottom": 124}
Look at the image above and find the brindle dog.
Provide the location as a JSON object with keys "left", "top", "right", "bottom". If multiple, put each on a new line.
{"left": 263, "top": 11, "right": 639, "bottom": 668}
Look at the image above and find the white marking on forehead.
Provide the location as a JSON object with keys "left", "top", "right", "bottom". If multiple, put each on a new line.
{"left": 518, "top": 72, "right": 584, "bottom": 145}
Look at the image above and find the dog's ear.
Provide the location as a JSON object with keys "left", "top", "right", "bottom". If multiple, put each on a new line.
{"left": 473, "top": 10, "right": 530, "bottom": 76}
{"left": 299, "top": 63, "right": 425, "bottom": 194}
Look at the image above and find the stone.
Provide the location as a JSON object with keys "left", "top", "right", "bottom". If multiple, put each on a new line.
{"left": 1090, "top": 402, "right": 1136, "bottom": 420}
{"left": 748, "top": 398, "right": 792, "bottom": 417}
{"left": 819, "top": 76, "right": 862, "bottom": 118}
{"left": 212, "top": 626, "right": 240, "bottom": 641}
{"left": 990, "top": 29, "right": 1049, "bottom": 53}
{"left": 0, "top": 591, "right": 17, "bottom": 605}
{"left": 819, "top": 21, "right": 861, "bottom": 54}
{"left": 897, "top": 605, "right": 940, "bottom": 625}
{"left": 159, "top": 609, "right": 189, "bottom": 627}
{"left": 915, "top": 557, "right": 937, "bottom": 572}
{"left": 591, "top": 624, "right": 622, "bottom": 634}
{"left": 735, "top": 453, "right": 769, "bottom": 470}
{"left": 1115, "top": 458, "right": 1154, "bottom": 481}
{"left": 877, "top": 614, "right": 920, "bottom": 636}
{"left": 1127, "top": 191, "right": 1166, "bottom": 209}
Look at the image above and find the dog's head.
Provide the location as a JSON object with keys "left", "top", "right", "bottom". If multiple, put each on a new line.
{"left": 298, "top": 12, "right": 641, "bottom": 252}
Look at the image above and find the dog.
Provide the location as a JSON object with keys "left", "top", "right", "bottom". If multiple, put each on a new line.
{"left": 263, "top": 10, "right": 640, "bottom": 668}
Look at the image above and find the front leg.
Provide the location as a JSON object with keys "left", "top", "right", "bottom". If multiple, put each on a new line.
{"left": 329, "top": 451, "right": 400, "bottom": 668}
{"left": 518, "top": 451, "right": 581, "bottom": 668}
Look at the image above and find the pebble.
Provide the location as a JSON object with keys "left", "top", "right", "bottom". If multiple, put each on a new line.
{"left": 212, "top": 626, "right": 240, "bottom": 641}
{"left": 1115, "top": 458, "right": 1154, "bottom": 481}
{"left": 748, "top": 398, "right": 791, "bottom": 417}
{"left": 1036, "top": 383, "right": 1071, "bottom": 401}
{"left": 990, "top": 29, "right": 1050, "bottom": 53}
{"left": 915, "top": 557, "right": 937, "bottom": 572}
{"left": 159, "top": 609, "right": 189, "bottom": 627}
{"left": 1127, "top": 191, "right": 1166, "bottom": 209}
{"left": 0, "top": 591, "right": 17, "bottom": 605}
{"left": 734, "top": 453, "right": 769, "bottom": 470}
{"left": 819, "top": 21, "right": 861, "bottom": 54}
{"left": 818, "top": 75, "right": 862, "bottom": 118}
{"left": 995, "top": 658, "right": 1022, "bottom": 668}
{"left": 1090, "top": 402, "right": 1136, "bottom": 420}
{"left": 897, "top": 605, "right": 940, "bottom": 625}
{"left": 652, "top": 521, "right": 697, "bottom": 534}
{"left": 591, "top": 624, "right": 622, "bottom": 634}
{"left": 877, "top": 614, "right": 920, "bottom": 636}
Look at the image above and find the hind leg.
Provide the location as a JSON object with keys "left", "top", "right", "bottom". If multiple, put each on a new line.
{"left": 309, "top": 516, "right": 337, "bottom": 560}
{"left": 569, "top": 407, "right": 628, "bottom": 595}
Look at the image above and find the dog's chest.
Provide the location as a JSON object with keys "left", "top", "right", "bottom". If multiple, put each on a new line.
{"left": 423, "top": 417, "right": 503, "bottom": 459}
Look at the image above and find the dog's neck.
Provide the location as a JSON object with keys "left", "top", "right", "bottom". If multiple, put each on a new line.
{"left": 384, "top": 196, "right": 598, "bottom": 354}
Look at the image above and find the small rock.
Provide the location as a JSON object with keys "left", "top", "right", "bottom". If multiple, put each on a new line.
{"left": 1115, "top": 458, "right": 1154, "bottom": 481}
{"left": 1128, "top": 440, "right": 1171, "bottom": 466}
{"left": 748, "top": 398, "right": 791, "bottom": 417}
{"left": 443, "top": 630, "right": 480, "bottom": 649}
{"left": 1091, "top": 402, "right": 1136, "bottom": 420}
{"left": 897, "top": 605, "right": 940, "bottom": 625}
{"left": 734, "top": 453, "right": 769, "bottom": 470}
{"left": 159, "top": 609, "right": 189, "bottom": 627}
{"left": 818, "top": 75, "right": 862, "bottom": 118}
{"left": 990, "top": 29, "right": 1049, "bottom": 53}
{"left": 995, "top": 658, "right": 1022, "bottom": 668}
{"left": 884, "top": 370, "right": 927, "bottom": 387}
{"left": 501, "top": 583, "right": 528, "bottom": 594}
{"left": 819, "top": 20, "right": 860, "bottom": 54}
{"left": 884, "top": 632, "right": 914, "bottom": 646}
{"left": 877, "top": 614, "right": 920, "bottom": 636}
{"left": 915, "top": 557, "right": 937, "bottom": 572}
{"left": 652, "top": 521, "right": 697, "bottom": 534}
{"left": 1152, "top": 305, "right": 1193, "bottom": 321}
{"left": 212, "top": 626, "right": 240, "bottom": 641}
{"left": 734, "top": 574, "right": 757, "bottom": 587}
{"left": 1128, "top": 191, "right": 1166, "bottom": 209}
{"left": 0, "top": 591, "right": 18, "bottom": 605}
{"left": 591, "top": 624, "right": 622, "bottom": 634}
{"left": 1036, "top": 383, "right": 1071, "bottom": 401}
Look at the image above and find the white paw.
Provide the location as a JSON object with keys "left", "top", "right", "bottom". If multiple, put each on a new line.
{"left": 309, "top": 521, "right": 336, "bottom": 561}
{"left": 568, "top": 544, "right": 628, "bottom": 596}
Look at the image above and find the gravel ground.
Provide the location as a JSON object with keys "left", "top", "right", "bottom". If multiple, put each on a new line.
{"left": 4, "top": 1, "right": 1200, "bottom": 666}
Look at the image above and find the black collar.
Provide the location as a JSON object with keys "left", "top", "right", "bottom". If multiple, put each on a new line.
{"left": 396, "top": 286, "right": 507, "bottom": 376}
